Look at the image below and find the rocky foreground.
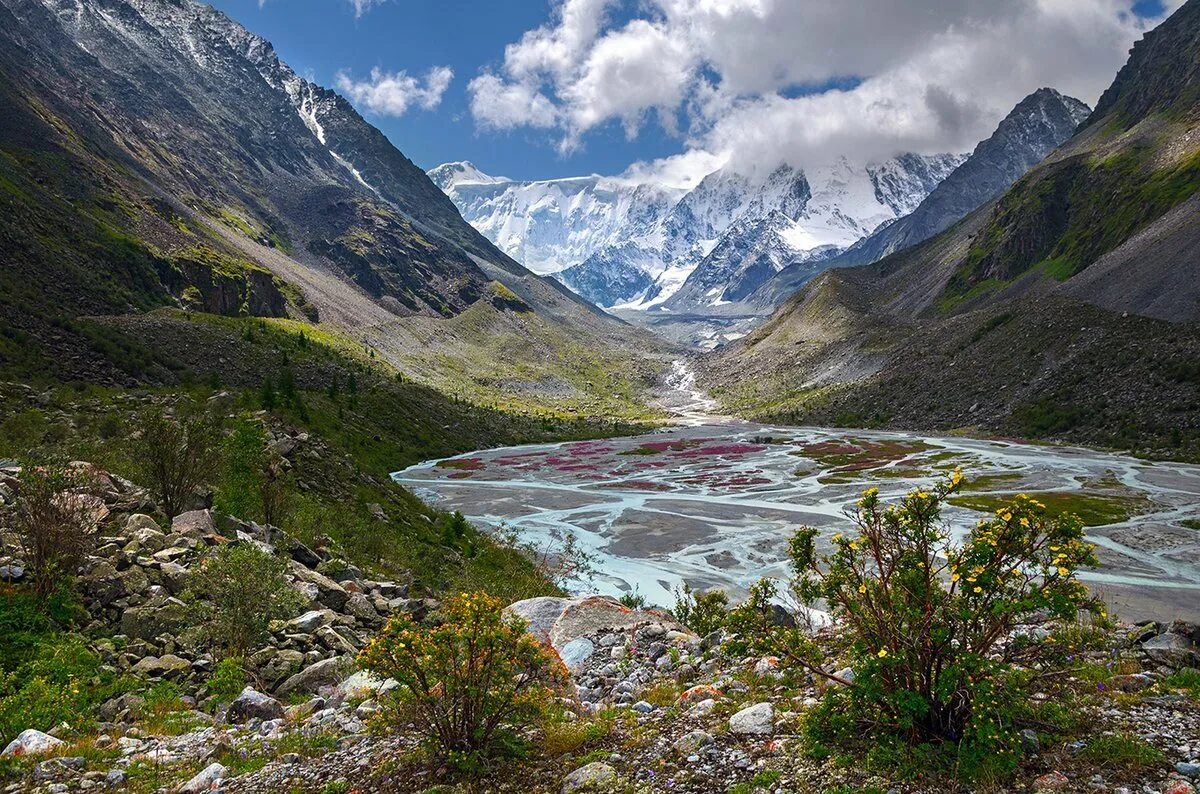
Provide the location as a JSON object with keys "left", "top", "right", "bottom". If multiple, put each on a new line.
{"left": 1, "top": 462, "right": 1199, "bottom": 793}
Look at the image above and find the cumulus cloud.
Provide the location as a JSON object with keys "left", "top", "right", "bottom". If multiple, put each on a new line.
{"left": 336, "top": 66, "right": 453, "bottom": 117}
{"left": 469, "top": 72, "right": 559, "bottom": 130}
{"left": 468, "top": 0, "right": 1174, "bottom": 178}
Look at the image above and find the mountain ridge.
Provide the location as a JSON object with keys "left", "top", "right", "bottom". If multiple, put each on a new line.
{"left": 703, "top": 0, "right": 1200, "bottom": 455}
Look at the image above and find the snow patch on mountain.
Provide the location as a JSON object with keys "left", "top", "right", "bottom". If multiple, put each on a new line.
{"left": 429, "top": 152, "right": 966, "bottom": 309}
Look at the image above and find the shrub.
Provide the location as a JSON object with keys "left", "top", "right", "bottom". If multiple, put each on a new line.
{"left": 0, "top": 632, "right": 131, "bottom": 744}
{"left": 748, "top": 473, "right": 1101, "bottom": 780}
{"left": 214, "top": 416, "right": 266, "bottom": 521}
{"left": 12, "top": 465, "right": 103, "bottom": 597}
{"left": 617, "top": 588, "right": 647, "bottom": 610}
{"left": 132, "top": 409, "right": 220, "bottom": 517}
{"left": 206, "top": 656, "right": 248, "bottom": 704}
{"left": 358, "top": 592, "right": 567, "bottom": 774}
{"left": 186, "top": 543, "right": 304, "bottom": 659}
{"left": 672, "top": 583, "right": 729, "bottom": 637}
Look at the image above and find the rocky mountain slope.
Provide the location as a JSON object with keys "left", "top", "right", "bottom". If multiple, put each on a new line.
{"left": 749, "top": 88, "right": 1092, "bottom": 310}
{"left": 702, "top": 0, "right": 1200, "bottom": 457}
{"left": 0, "top": 0, "right": 667, "bottom": 414}
{"left": 430, "top": 154, "right": 965, "bottom": 312}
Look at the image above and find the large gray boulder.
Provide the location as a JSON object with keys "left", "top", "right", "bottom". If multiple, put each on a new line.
{"left": 729, "top": 702, "right": 774, "bottom": 735}
{"left": 2, "top": 729, "right": 65, "bottom": 757}
{"left": 291, "top": 563, "right": 349, "bottom": 611}
{"left": 507, "top": 595, "right": 693, "bottom": 670}
{"left": 178, "top": 762, "right": 227, "bottom": 793}
{"left": 226, "top": 687, "right": 285, "bottom": 724}
{"left": 276, "top": 657, "right": 352, "bottom": 697}
{"left": 1143, "top": 632, "right": 1200, "bottom": 669}
{"left": 171, "top": 510, "right": 217, "bottom": 540}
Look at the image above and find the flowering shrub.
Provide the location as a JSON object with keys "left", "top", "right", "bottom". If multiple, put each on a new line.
{"left": 358, "top": 592, "right": 567, "bottom": 774}
{"left": 744, "top": 473, "right": 1102, "bottom": 780}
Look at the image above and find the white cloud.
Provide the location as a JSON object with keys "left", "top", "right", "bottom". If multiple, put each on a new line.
{"left": 468, "top": 0, "right": 1173, "bottom": 179}
{"left": 336, "top": 66, "right": 453, "bottom": 117}
{"left": 347, "top": 0, "right": 385, "bottom": 18}
{"left": 468, "top": 73, "right": 559, "bottom": 130}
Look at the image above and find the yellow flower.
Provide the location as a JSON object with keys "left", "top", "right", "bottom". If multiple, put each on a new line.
{"left": 1057, "top": 567, "right": 1069, "bottom": 576}
{"left": 951, "top": 573, "right": 961, "bottom": 582}
{"left": 877, "top": 649, "right": 888, "bottom": 658}
{"left": 858, "top": 584, "right": 867, "bottom": 593}
{"left": 864, "top": 487, "right": 879, "bottom": 498}
{"left": 973, "top": 586, "right": 982, "bottom": 593}
{"left": 831, "top": 533, "right": 843, "bottom": 542}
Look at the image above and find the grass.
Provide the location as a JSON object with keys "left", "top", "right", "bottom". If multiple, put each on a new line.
{"left": 1077, "top": 733, "right": 1165, "bottom": 772}
{"left": 947, "top": 490, "right": 1149, "bottom": 526}
{"left": 728, "top": 770, "right": 783, "bottom": 793}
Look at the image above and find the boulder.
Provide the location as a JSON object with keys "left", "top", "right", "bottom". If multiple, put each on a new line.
{"left": 1032, "top": 771, "right": 1071, "bottom": 791}
{"left": 343, "top": 592, "right": 378, "bottom": 622}
{"left": 1143, "top": 632, "right": 1200, "bottom": 669}
{"left": 673, "top": 729, "right": 713, "bottom": 755}
{"left": 226, "top": 687, "right": 285, "bottom": 724}
{"left": 132, "top": 654, "right": 190, "bottom": 677}
{"left": 338, "top": 671, "right": 398, "bottom": 700}
{"left": 276, "top": 657, "right": 352, "bottom": 697}
{"left": 729, "top": 702, "right": 774, "bottom": 736}
{"left": 507, "top": 594, "right": 692, "bottom": 668}
{"left": 0, "top": 564, "right": 26, "bottom": 582}
{"left": 559, "top": 638, "right": 596, "bottom": 672}
{"left": 172, "top": 510, "right": 216, "bottom": 540}
{"left": 287, "top": 610, "right": 332, "bottom": 633}
{"left": 178, "top": 762, "right": 227, "bottom": 793}
{"left": 2, "top": 729, "right": 66, "bottom": 757}
{"left": 120, "top": 599, "right": 188, "bottom": 641}
{"left": 291, "top": 564, "right": 349, "bottom": 611}
{"left": 561, "top": 761, "right": 618, "bottom": 793}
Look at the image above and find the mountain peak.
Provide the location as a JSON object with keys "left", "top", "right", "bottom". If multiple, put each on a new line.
{"left": 427, "top": 161, "right": 509, "bottom": 190}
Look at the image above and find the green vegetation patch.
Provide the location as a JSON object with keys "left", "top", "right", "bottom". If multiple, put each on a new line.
{"left": 800, "top": 438, "right": 936, "bottom": 473}
{"left": 947, "top": 490, "right": 1149, "bottom": 526}
{"left": 941, "top": 141, "right": 1200, "bottom": 310}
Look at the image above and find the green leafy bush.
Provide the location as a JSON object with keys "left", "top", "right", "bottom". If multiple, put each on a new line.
{"left": 617, "top": 588, "right": 647, "bottom": 610}
{"left": 131, "top": 409, "right": 220, "bottom": 517}
{"left": 205, "top": 656, "right": 248, "bottom": 704}
{"left": 743, "top": 473, "right": 1101, "bottom": 782}
{"left": 0, "top": 624, "right": 131, "bottom": 744}
{"left": 672, "top": 583, "right": 729, "bottom": 637}
{"left": 358, "top": 592, "right": 567, "bottom": 775}
{"left": 186, "top": 543, "right": 304, "bottom": 658}
{"left": 214, "top": 416, "right": 267, "bottom": 521}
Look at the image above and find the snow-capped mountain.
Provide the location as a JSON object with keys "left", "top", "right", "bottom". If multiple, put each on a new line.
{"left": 431, "top": 153, "right": 965, "bottom": 311}
{"left": 747, "top": 88, "right": 1092, "bottom": 311}
{"left": 427, "top": 163, "right": 685, "bottom": 276}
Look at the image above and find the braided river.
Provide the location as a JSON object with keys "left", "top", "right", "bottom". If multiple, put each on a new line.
{"left": 395, "top": 366, "right": 1200, "bottom": 621}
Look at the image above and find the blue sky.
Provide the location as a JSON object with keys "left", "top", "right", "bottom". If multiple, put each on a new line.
{"left": 207, "top": 0, "right": 1173, "bottom": 185}
{"left": 208, "top": 0, "right": 682, "bottom": 180}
